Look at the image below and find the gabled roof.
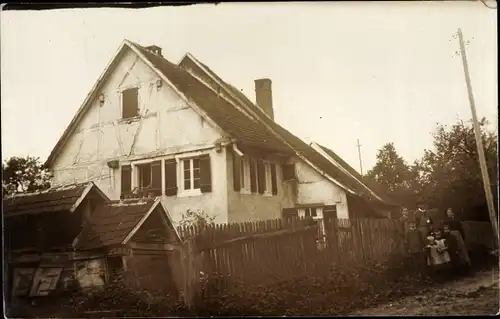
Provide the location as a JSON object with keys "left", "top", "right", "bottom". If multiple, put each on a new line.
{"left": 73, "top": 197, "right": 180, "bottom": 250}
{"left": 179, "top": 53, "right": 397, "bottom": 207}
{"left": 312, "top": 143, "right": 398, "bottom": 206}
{"left": 3, "top": 182, "right": 105, "bottom": 217}
{"left": 131, "top": 44, "right": 291, "bottom": 154}
{"left": 45, "top": 39, "right": 395, "bottom": 207}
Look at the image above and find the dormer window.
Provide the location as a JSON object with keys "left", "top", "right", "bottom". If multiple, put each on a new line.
{"left": 122, "top": 87, "right": 139, "bottom": 119}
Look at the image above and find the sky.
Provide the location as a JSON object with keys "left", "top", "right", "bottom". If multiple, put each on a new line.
{"left": 1, "top": 1, "right": 497, "bottom": 173}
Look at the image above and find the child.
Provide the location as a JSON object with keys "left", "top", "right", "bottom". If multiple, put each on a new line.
{"left": 434, "top": 229, "right": 451, "bottom": 265}
{"left": 425, "top": 232, "right": 450, "bottom": 281}
{"left": 406, "top": 220, "right": 426, "bottom": 276}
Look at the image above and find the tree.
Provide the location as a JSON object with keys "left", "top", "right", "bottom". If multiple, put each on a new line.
{"left": 2, "top": 156, "right": 52, "bottom": 198}
{"left": 418, "top": 118, "right": 498, "bottom": 220}
{"left": 366, "top": 143, "right": 415, "bottom": 206}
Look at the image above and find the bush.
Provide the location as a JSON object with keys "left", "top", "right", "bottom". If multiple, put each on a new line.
{"left": 58, "top": 274, "right": 189, "bottom": 317}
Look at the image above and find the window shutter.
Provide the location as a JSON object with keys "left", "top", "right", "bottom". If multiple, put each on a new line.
{"left": 271, "top": 164, "right": 278, "bottom": 195}
{"left": 121, "top": 165, "right": 132, "bottom": 196}
{"left": 323, "top": 205, "right": 337, "bottom": 220}
{"left": 250, "top": 159, "right": 257, "bottom": 193}
{"left": 200, "top": 155, "right": 212, "bottom": 193}
{"left": 233, "top": 153, "right": 241, "bottom": 192}
{"left": 122, "top": 88, "right": 139, "bottom": 119}
{"left": 282, "top": 164, "right": 295, "bottom": 181}
{"left": 164, "top": 160, "right": 177, "bottom": 196}
{"left": 257, "top": 160, "right": 266, "bottom": 194}
{"left": 151, "top": 161, "right": 161, "bottom": 194}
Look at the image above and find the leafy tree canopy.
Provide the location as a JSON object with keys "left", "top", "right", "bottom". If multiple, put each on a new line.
{"left": 366, "top": 118, "right": 498, "bottom": 221}
{"left": 2, "top": 156, "right": 52, "bottom": 198}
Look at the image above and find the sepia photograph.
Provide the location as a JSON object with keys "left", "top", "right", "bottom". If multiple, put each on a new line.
{"left": 1, "top": 1, "right": 498, "bottom": 317}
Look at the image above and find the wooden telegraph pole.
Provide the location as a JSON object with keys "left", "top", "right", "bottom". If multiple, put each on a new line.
{"left": 356, "top": 139, "right": 363, "bottom": 175}
{"left": 456, "top": 28, "right": 499, "bottom": 245}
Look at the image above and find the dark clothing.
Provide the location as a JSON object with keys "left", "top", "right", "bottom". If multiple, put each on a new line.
{"left": 444, "top": 217, "right": 465, "bottom": 240}
{"left": 410, "top": 251, "right": 427, "bottom": 275}
{"left": 407, "top": 230, "right": 424, "bottom": 253}
{"left": 444, "top": 233, "right": 460, "bottom": 266}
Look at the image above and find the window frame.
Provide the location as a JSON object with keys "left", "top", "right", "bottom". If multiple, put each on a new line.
{"left": 122, "top": 150, "right": 211, "bottom": 198}
{"left": 177, "top": 156, "right": 204, "bottom": 197}
{"left": 136, "top": 161, "right": 162, "bottom": 196}
{"left": 263, "top": 161, "right": 273, "bottom": 196}
{"left": 249, "top": 157, "right": 259, "bottom": 194}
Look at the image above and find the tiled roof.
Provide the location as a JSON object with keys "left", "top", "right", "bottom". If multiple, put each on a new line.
{"left": 178, "top": 53, "right": 397, "bottom": 207}
{"left": 317, "top": 144, "right": 398, "bottom": 206}
{"left": 3, "top": 183, "right": 91, "bottom": 217}
{"left": 134, "top": 43, "right": 398, "bottom": 207}
{"left": 74, "top": 198, "right": 158, "bottom": 250}
{"left": 131, "top": 43, "right": 292, "bottom": 154}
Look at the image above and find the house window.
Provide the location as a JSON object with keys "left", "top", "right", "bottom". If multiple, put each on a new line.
{"left": 182, "top": 158, "right": 201, "bottom": 191}
{"left": 122, "top": 87, "right": 139, "bottom": 119}
{"left": 264, "top": 162, "right": 278, "bottom": 196}
{"left": 137, "top": 161, "right": 161, "bottom": 196}
{"left": 282, "top": 163, "right": 295, "bottom": 181}
{"left": 298, "top": 207, "right": 326, "bottom": 248}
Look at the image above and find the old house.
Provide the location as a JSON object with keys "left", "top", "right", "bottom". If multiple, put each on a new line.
{"left": 44, "top": 40, "right": 398, "bottom": 226}
{"left": 4, "top": 182, "right": 182, "bottom": 302}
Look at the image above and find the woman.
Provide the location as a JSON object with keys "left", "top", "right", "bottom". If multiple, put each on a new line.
{"left": 443, "top": 208, "right": 471, "bottom": 267}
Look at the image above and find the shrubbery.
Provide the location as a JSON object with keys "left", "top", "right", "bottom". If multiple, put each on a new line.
{"left": 27, "top": 251, "right": 493, "bottom": 317}
{"left": 193, "top": 254, "right": 434, "bottom": 316}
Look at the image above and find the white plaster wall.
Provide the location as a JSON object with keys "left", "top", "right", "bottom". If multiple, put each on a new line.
{"left": 294, "top": 159, "right": 350, "bottom": 219}
{"left": 50, "top": 47, "right": 228, "bottom": 222}
{"left": 226, "top": 151, "right": 295, "bottom": 223}
{"left": 163, "top": 148, "right": 228, "bottom": 226}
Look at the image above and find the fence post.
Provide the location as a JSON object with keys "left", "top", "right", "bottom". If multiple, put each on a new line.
{"left": 181, "top": 237, "right": 200, "bottom": 308}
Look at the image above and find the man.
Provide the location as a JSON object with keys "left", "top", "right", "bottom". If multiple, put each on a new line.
{"left": 415, "top": 203, "right": 433, "bottom": 239}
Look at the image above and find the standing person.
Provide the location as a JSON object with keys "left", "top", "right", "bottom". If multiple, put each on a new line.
{"left": 444, "top": 208, "right": 471, "bottom": 267}
{"left": 416, "top": 203, "right": 432, "bottom": 241}
{"left": 406, "top": 219, "right": 426, "bottom": 277}
{"left": 443, "top": 223, "right": 461, "bottom": 273}
{"left": 425, "top": 231, "right": 450, "bottom": 282}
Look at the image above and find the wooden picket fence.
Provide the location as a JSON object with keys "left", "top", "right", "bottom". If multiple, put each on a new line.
{"left": 461, "top": 221, "right": 497, "bottom": 250}
{"left": 176, "top": 217, "right": 408, "bottom": 305}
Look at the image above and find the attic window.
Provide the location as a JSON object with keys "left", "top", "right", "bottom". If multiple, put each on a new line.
{"left": 122, "top": 87, "right": 139, "bottom": 119}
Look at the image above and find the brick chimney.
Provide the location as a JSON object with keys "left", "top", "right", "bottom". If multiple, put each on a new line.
{"left": 254, "top": 78, "right": 274, "bottom": 119}
{"left": 145, "top": 45, "right": 162, "bottom": 57}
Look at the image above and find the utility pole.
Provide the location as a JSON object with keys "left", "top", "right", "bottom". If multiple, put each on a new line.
{"left": 456, "top": 28, "right": 499, "bottom": 246}
{"left": 356, "top": 139, "right": 363, "bottom": 175}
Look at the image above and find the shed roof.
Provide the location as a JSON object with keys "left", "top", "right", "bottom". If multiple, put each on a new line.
{"left": 3, "top": 182, "right": 98, "bottom": 217}
{"left": 73, "top": 197, "right": 179, "bottom": 250}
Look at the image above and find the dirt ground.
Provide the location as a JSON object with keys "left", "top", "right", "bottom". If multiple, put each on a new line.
{"left": 352, "top": 268, "right": 500, "bottom": 316}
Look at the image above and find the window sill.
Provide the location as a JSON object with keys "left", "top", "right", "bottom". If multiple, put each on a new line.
{"left": 239, "top": 189, "right": 251, "bottom": 195}
{"left": 178, "top": 189, "right": 203, "bottom": 198}
{"left": 118, "top": 116, "right": 141, "bottom": 124}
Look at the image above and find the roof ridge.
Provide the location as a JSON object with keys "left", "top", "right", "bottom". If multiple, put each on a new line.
{"left": 4, "top": 181, "right": 91, "bottom": 200}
